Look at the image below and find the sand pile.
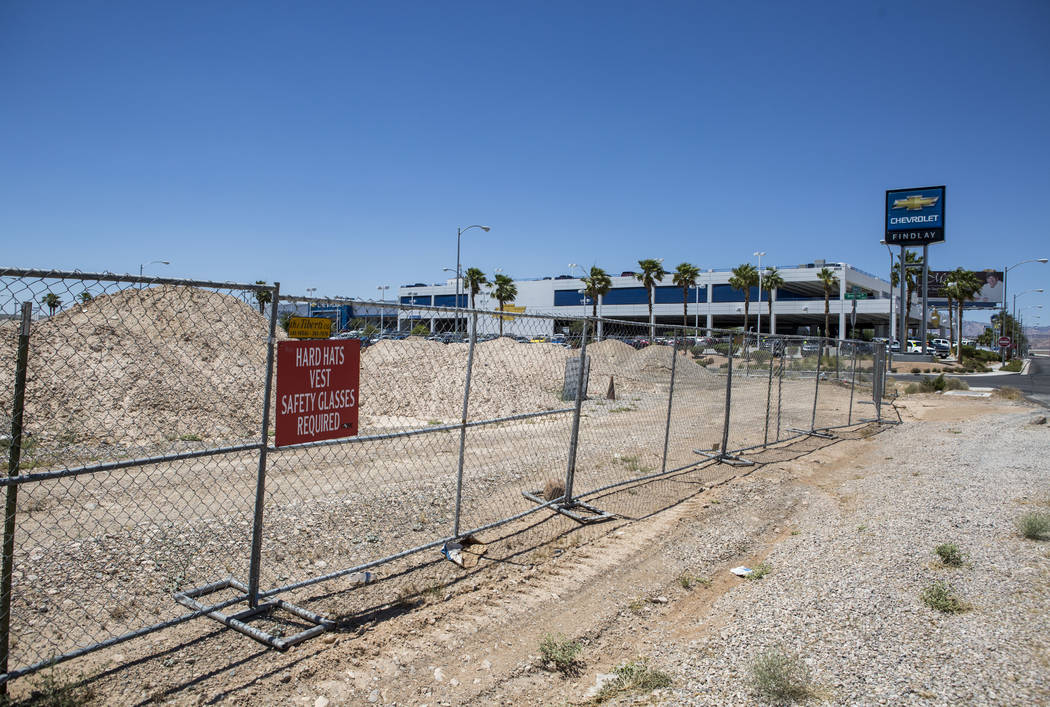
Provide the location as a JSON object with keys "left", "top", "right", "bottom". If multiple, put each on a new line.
{"left": 0, "top": 292, "right": 721, "bottom": 450}
{"left": 0, "top": 285, "right": 279, "bottom": 449}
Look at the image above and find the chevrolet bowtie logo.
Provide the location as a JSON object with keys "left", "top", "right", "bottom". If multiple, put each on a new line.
{"left": 892, "top": 194, "right": 939, "bottom": 211}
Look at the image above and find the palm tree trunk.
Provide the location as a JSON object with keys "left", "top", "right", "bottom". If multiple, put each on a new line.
{"left": 946, "top": 297, "right": 954, "bottom": 356}
{"left": 648, "top": 288, "right": 655, "bottom": 340}
{"left": 499, "top": 302, "right": 504, "bottom": 336}
{"left": 592, "top": 297, "right": 598, "bottom": 320}
{"left": 682, "top": 288, "right": 688, "bottom": 330}
{"left": 743, "top": 296, "right": 750, "bottom": 333}
{"left": 957, "top": 300, "right": 965, "bottom": 360}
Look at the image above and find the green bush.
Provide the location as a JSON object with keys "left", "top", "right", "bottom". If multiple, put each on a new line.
{"left": 920, "top": 581, "right": 969, "bottom": 613}
{"left": 690, "top": 345, "right": 707, "bottom": 358}
{"left": 410, "top": 323, "right": 429, "bottom": 336}
{"left": 1017, "top": 512, "right": 1050, "bottom": 540}
{"left": 961, "top": 345, "right": 999, "bottom": 363}
{"left": 1001, "top": 359, "right": 1023, "bottom": 373}
{"left": 935, "top": 543, "right": 964, "bottom": 567}
{"left": 750, "top": 647, "right": 812, "bottom": 703}
{"left": 592, "top": 658, "right": 672, "bottom": 703}
{"left": 750, "top": 350, "right": 772, "bottom": 365}
{"left": 713, "top": 343, "right": 734, "bottom": 356}
{"left": 539, "top": 633, "right": 583, "bottom": 675}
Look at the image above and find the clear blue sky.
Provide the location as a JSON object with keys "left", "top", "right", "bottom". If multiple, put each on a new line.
{"left": 3, "top": 1, "right": 1049, "bottom": 323}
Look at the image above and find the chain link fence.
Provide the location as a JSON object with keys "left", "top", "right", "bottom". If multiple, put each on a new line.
{"left": 0, "top": 270, "right": 893, "bottom": 687}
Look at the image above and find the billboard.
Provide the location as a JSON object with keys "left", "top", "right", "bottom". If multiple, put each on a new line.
{"left": 926, "top": 269, "right": 1004, "bottom": 307}
{"left": 885, "top": 186, "right": 945, "bottom": 245}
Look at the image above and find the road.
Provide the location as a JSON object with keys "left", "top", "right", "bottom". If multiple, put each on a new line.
{"left": 893, "top": 355, "right": 1050, "bottom": 408}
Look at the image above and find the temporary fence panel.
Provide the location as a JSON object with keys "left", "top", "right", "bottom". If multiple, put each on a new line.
{"left": 0, "top": 270, "right": 276, "bottom": 683}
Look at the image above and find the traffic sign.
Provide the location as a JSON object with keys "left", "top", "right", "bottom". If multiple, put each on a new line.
{"left": 999, "top": 336, "right": 1012, "bottom": 347}
{"left": 844, "top": 290, "right": 868, "bottom": 300}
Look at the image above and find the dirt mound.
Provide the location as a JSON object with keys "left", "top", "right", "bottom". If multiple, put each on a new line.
{"left": 359, "top": 338, "right": 574, "bottom": 422}
{"left": 0, "top": 285, "right": 279, "bottom": 450}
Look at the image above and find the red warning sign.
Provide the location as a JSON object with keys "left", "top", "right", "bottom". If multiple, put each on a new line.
{"left": 275, "top": 339, "right": 360, "bottom": 447}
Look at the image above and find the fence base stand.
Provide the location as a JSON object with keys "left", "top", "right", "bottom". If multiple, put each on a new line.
{"left": 785, "top": 427, "right": 836, "bottom": 440}
{"left": 521, "top": 491, "right": 615, "bottom": 524}
{"left": 692, "top": 450, "right": 755, "bottom": 467}
{"left": 174, "top": 577, "right": 344, "bottom": 651}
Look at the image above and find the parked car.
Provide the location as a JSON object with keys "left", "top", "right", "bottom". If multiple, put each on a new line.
{"left": 906, "top": 339, "right": 923, "bottom": 353}
{"left": 931, "top": 340, "right": 951, "bottom": 358}
{"left": 801, "top": 340, "right": 820, "bottom": 354}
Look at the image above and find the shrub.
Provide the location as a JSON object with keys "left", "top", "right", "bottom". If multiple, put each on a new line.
{"left": 934, "top": 543, "right": 964, "bottom": 566}
{"left": 1016, "top": 511, "right": 1050, "bottom": 540}
{"left": 410, "top": 323, "right": 429, "bottom": 336}
{"left": 995, "top": 386, "right": 1024, "bottom": 401}
{"left": 751, "top": 350, "right": 772, "bottom": 365}
{"left": 749, "top": 647, "right": 812, "bottom": 703}
{"left": 1001, "top": 359, "right": 1023, "bottom": 373}
{"left": 911, "top": 367, "right": 921, "bottom": 374}
{"left": 713, "top": 343, "right": 734, "bottom": 356}
{"left": 592, "top": 658, "right": 672, "bottom": 703}
{"left": 539, "top": 633, "right": 583, "bottom": 675}
{"left": 920, "top": 581, "right": 969, "bottom": 613}
{"left": 746, "top": 563, "right": 772, "bottom": 581}
{"left": 961, "top": 345, "right": 999, "bottom": 363}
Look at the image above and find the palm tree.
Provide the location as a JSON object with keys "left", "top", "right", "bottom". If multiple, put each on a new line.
{"left": 635, "top": 259, "right": 667, "bottom": 340}
{"left": 728, "top": 264, "right": 759, "bottom": 332}
{"left": 943, "top": 268, "right": 981, "bottom": 359}
{"left": 491, "top": 273, "right": 517, "bottom": 336}
{"left": 816, "top": 267, "right": 839, "bottom": 352}
{"left": 42, "top": 292, "right": 61, "bottom": 316}
{"left": 80, "top": 292, "right": 93, "bottom": 304}
{"left": 891, "top": 250, "right": 922, "bottom": 337}
{"left": 581, "top": 266, "right": 612, "bottom": 319}
{"left": 254, "top": 281, "right": 272, "bottom": 315}
{"left": 463, "top": 267, "right": 488, "bottom": 309}
{"left": 672, "top": 262, "right": 701, "bottom": 330}
{"left": 761, "top": 267, "right": 784, "bottom": 334}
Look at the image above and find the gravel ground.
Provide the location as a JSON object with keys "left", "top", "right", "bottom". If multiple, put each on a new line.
{"left": 647, "top": 408, "right": 1050, "bottom": 705}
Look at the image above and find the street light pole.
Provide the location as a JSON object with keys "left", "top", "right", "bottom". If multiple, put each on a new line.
{"left": 1002, "top": 258, "right": 1049, "bottom": 361}
{"left": 455, "top": 225, "right": 491, "bottom": 338}
{"left": 754, "top": 251, "right": 766, "bottom": 337}
{"left": 377, "top": 285, "right": 390, "bottom": 335}
{"left": 138, "top": 259, "right": 170, "bottom": 289}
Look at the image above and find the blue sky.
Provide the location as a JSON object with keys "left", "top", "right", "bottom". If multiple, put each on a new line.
{"left": 2, "top": 1, "right": 1049, "bottom": 323}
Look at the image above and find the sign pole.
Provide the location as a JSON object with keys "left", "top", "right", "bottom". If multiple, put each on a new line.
{"left": 899, "top": 245, "right": 908, "bottom": 350}
{"left": 921, "top": 244, "right": 929, "bottom": 353}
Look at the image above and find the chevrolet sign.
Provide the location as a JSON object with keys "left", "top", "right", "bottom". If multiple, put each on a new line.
{"left": 885, "top": 186, "right": 945, "bottom": 245}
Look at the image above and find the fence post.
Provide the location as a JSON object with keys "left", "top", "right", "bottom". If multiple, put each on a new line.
{"left": 719, "top": 338, "right": 734, "bottom": 457}
{"left": 562, "top": 318, "right": 590, "bottom": 502}
{"left": 810, "top": 339, "right": 823, "bottom": 433}
{"left": 660, "top": 335, "right": 680, "bottom": 474}
{"left": 247, "top": 283, "right": 280, "bottom": 607}
{"left": 452, "top": 311, "right": 480, "bottom": 537}
{"left": 763, "top": 340, "right": 776, "bottom": 445}
{"left": 0, "top": 302, "right": 32, "bottom": 692}
{"left": 775, "top": 351, "right": 785, "bottom": 442}
{"left": 847, "top": 343, "right": 858, "bottom": 425}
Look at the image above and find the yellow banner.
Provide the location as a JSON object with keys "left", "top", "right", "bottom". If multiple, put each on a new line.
{"left": 497, "top": 304, "right": 525, "bottom": 321}
{"left": 287, "top": 317, "right": 333, "bottom": 339}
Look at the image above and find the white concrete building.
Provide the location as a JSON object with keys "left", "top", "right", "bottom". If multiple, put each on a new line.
{"left": 397, "top": 260, "right": 902, "bottom": 340}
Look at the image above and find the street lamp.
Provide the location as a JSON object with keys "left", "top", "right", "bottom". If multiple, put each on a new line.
{"left": 754, "top": 251, "right": 766, "bottom": 337}
{"left": 304, "top": 288, "right": 316, "bottom": 317}
{"left": 377, "top": 285, "right": 390, "bottom": 335}
{"left": 1002, "top": 258, "right": 1048, "bottom": 361}
{"left": 455, "top": 225, "right": 491, "bottom": 337}
{"left": 1013, "top": 291, "right": 1043, "bottom": 354}
{"left": 138, "top": 259, "right": 170, "bottom": 288}
{"left": 880, "top": 241, "right": 895, "bottom": 348}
